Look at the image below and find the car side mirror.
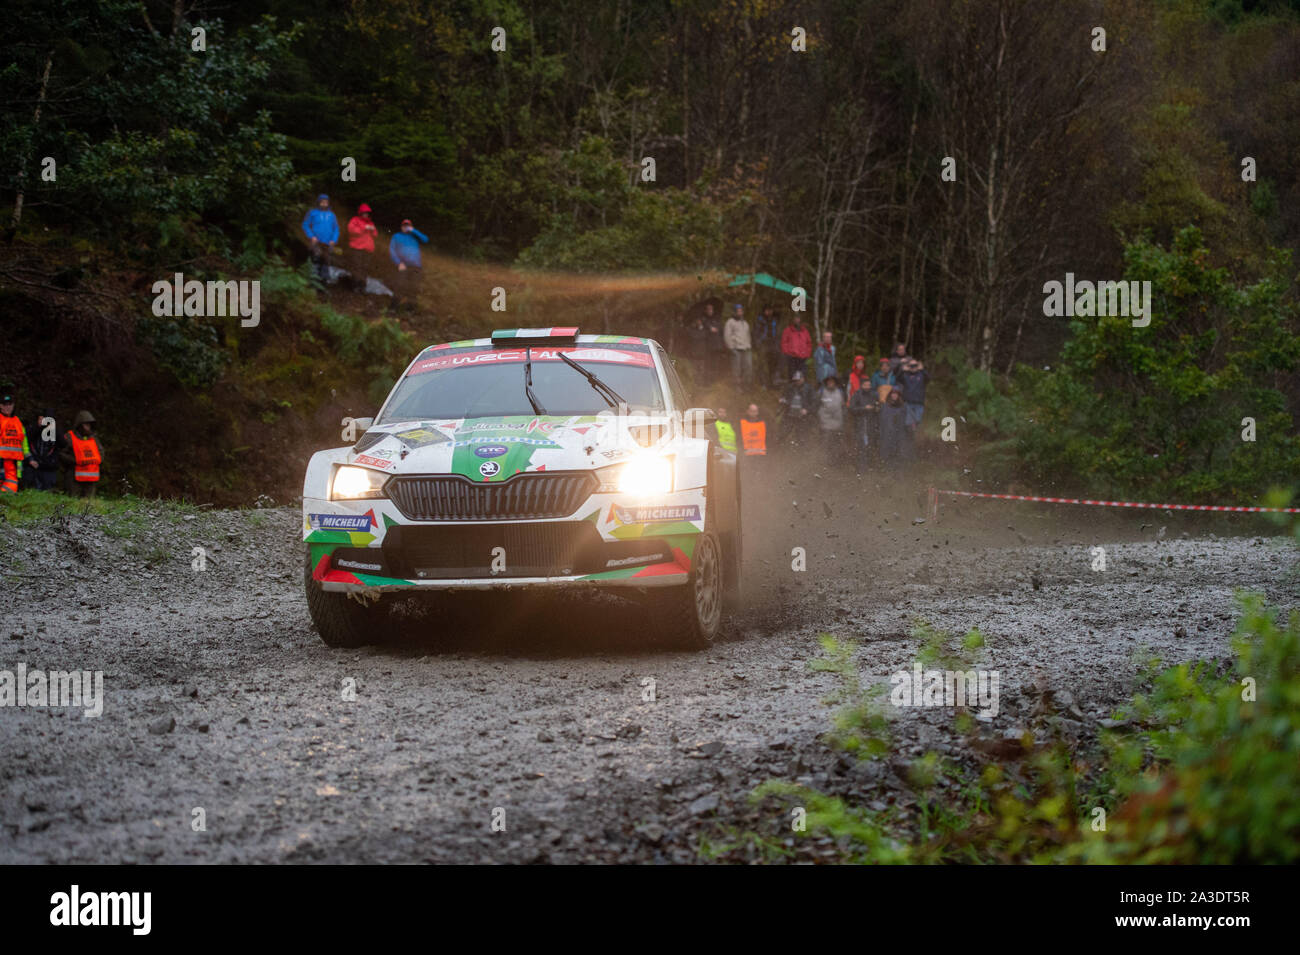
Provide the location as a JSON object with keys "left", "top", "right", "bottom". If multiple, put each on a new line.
{"left": 683, "top": 408, "right": 716, "bottom": 440}
{"left": 352, "top": 417, "right": 375, "bottom": 432}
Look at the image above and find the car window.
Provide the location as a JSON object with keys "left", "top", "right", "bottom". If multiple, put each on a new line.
{"left": 655, "top": 343, "right": 689, "bottom": 410}
{"left": 379, "top": 346, "right": 666, "bottom": 422}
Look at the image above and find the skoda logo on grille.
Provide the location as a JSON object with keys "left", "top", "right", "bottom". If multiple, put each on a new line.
{"left": 479, "top": 460, "right": 501, "bottom": 478}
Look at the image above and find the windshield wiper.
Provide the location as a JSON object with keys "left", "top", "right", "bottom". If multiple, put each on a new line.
{"left": 559, "top": 352, "right": 626, "bottom": 408}
{"left": 525, "top": 346, "right": 547, "bottom": 415}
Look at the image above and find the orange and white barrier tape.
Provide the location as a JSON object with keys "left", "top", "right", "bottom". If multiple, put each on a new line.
{"left": 927, "top": 487, "right": 1300, "bottom": 523}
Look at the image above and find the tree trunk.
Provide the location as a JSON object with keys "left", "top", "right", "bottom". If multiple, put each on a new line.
{"left": 893, "top": 103, "right": 919, "bottom": 345}
{"left": 11, "top": 51, "right": 53, "bottom": 233}
{"left": 681, "top": 16, "right": 690, "bottom": 182}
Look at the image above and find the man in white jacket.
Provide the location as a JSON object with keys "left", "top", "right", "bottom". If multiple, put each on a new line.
{"left": 724, "top": 304, "right": 754, "bottom": 385}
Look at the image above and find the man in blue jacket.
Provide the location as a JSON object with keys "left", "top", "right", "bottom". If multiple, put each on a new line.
{"left": 302, "top": 194, "right": 339, "bottom": 282}
{"left": 389, "top": 218, "right": 428, "bottom": 309}
{"left": 869, "top": 356, "right": 895, "bottom": 394}
{"left": 812, "top": 331, "right": 837, "bottom": 387}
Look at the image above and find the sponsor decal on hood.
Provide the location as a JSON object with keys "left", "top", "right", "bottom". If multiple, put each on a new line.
{"left": 363, "top": 414, "right": 631, "bottom": 482}
{"left": 354, "top": 453, "right": 395, "bottom": 470}
{"left": 392, "top": 427, "right": 449, "bottom": 449}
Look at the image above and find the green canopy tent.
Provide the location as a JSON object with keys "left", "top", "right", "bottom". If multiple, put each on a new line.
{"left": 728, "top": 272, "right": 798, "bottom": 294}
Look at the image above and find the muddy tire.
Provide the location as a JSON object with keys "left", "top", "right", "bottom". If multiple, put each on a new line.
{"left": 647, "top": 532, "right": 723, "bottom": 649}
{"left": 304, "top": 550, "right": 384, "bottom": 648}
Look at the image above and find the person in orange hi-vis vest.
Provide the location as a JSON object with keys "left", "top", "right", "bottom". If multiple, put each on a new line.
{"left": 739, "top": 402, "right": 768, "bottom": 461}
{"left": 59, "top": 410, "right": 102, "bottom": 498}
{"left": 0, "top": 391, "right": 29, "bottom": 493}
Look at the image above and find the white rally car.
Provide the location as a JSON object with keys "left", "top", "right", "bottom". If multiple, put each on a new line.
{"left": 302, "top": 328, "right": 741, "bottom": 648}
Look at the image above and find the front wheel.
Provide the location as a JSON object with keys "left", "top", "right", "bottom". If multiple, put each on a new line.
{"left": 647, "top": 532, "right": 723, "bottom": 649}
{"left": 304, "top": 550, "right": 386, "bottom": 648}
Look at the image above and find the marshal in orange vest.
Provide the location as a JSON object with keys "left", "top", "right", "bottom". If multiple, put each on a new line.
{"left": 0, "top": 413, "right": 25, "bottom": 460}
{"left": 739, "top": 418, "right": 767, "bottom": 456}
{"left": 66, "top": 431, "right": 102, "bottom": 482}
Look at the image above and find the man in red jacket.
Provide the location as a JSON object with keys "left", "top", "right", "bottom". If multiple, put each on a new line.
{"left": 346, "top": 202, "right": 379, "bottom": 291}
{"left": 780, "top": 314, "right": 813, "bottom": 379}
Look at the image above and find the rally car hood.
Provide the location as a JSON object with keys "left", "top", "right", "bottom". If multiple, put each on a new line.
{"left": 345, "top": 413, "right": 672, "bottom": 481}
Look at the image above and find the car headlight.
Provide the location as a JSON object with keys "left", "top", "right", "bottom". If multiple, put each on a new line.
{"left": 331, "top": 465, "right": 388, "bottom": 500}
{"left": 597, "top": 454, "right": 674, "bottom": 496}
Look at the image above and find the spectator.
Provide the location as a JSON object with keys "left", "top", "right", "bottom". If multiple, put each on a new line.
{"left": 0, "top": 391, "right": 28, "bottom": 494}
{"left": 59, "top": 410, "right": 102, "bottom": 497}
{"left": 877, "top": 387, "right": 908, "bottom": 468}
{"left": 389, "top": 218, "right": 429, "bottom": 310}
{"left": 779, "top": 369, "right": 814, "bottom": 447}
{"left": 684, "top": 314, "right": 708, "bottom": 373}
{"left": 812, "top": 331, "right": 837, "bottom": 386}
{"left": 816, "top": 375, "right": 846, "bottom": 460}
{"left": 889, "top": 341, "right": 910, "bottom": 375}
{"left": 301, "top": 193, "right": 339, "bottom": 282}
{"left": 345, "top": 202, "right": 379, "bottom": 290}
{"left": 846, "top": 355, "right": 870, "bottom": 401}
{"left": 780, "top": 314, "right": 813, "bottom": 378}
{"left": 754, "top": 305, "right": 781, "bottom": 382}
{"left": 847, "top": 375, "right": 879, "bottom": 475}
{"left": 898, "top": 357, "right": 929, "bottom": 433}
{"left": 703, "top": 303, "right": 726, "bottom": 378}
{"left": 739, "top": 402, "right": 768, "bottom": 461}
{"left": 869, "top": 357, "right": 896, "bottom": 402}
{"left": 23, "top": 407, "right": 59, "bottom": 491}
{"left": 724, "top": 304, "right": 753, "bottom": 385}
{"left": 712, "top": 406, "right": 738, "bottom": 453}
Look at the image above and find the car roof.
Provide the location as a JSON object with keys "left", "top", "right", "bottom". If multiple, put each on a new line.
{"left": 419, "top": 333, "right": 655, "bottom": 355}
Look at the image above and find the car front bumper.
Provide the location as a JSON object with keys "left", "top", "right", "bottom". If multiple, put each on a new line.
{"left": 303, "top": 487, "right": 705, "bottom": 594}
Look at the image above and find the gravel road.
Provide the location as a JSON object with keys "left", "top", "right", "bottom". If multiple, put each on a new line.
{"left": 1, "top": 463, "right": 1295, "bottom": 863}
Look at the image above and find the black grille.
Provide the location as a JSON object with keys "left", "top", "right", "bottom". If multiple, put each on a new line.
{"left": 384, "top": 523, "right": 598, "bottom": 578}
{"left": 387, "top": 472, "right": 596, "bottom": 521}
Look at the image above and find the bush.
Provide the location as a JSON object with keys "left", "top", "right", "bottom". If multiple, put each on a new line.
{"left": 1081, "top": 594, "right": 1300, "bottom": 863}
{"left": 954, "top": 228, "right": 1300, "bottom": 501}
{"left": 744, "top": 598, "right": 1300, "bottom": 863}
{"left": 315, "top": 305, "right": 414, "bottom": 404}
{"left": 135, "top": 315, "right": 230, "bottom": 389}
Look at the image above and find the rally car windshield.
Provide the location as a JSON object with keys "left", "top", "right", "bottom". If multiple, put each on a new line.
{"left": 378, "top": 347, "right": 666, "bottom": 422}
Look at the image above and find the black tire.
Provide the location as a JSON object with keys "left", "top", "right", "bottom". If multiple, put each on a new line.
{"left": 647, "top": 531, "right": 724, "bottom": 650}
{"left": 304, "top": 549, "right": 385, "bottom": 648}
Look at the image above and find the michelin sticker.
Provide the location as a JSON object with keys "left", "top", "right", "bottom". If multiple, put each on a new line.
{"left": 612, "top": 504, "right": 701, "bottom": 524}
{"left": 308, "top": 511, "right": 377, "bottom": 531}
